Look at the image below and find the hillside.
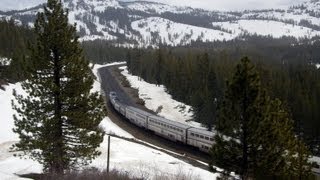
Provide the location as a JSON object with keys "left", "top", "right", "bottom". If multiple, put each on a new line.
{"left": 1, "top": 0, "right": 320, "bottom": 47}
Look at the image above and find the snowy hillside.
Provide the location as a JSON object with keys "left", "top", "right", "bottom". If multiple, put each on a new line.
{"left": 123, "top": 1, "right": 193, "bottom": 14}
{"left": 212, "top": 20, "right": 320, "bottom": 39}
{"left": 0, "top": 0, "right": 45, "bottom": 11}
{"left": 132, "top": 17, "right": 234, "bottom": 46}
{"left": 1, "top": 0, "right": 320, "bottom": 46}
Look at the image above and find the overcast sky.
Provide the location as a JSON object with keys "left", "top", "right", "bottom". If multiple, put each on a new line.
{"left": 0, "top": 0, "right": 307, "bottom": 11}
{"left": 122, "top": 0, "right": 306, "bottom": 11}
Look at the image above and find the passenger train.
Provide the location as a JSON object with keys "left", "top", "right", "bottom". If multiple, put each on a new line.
{"left": 109, "top": 92, "right": 320, "bottom": 174}
{"left": 109, "top": 91, "right": 215, "bottom": 153}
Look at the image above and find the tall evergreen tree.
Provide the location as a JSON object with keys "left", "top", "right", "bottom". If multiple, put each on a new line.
{"left": 12, "top": 0, "right": 105, "bottom": 174}
{"left": 210, "top": 57, "right": 312, "bottom": 179}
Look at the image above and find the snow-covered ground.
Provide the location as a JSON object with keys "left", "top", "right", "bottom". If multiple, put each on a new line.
{"left": 0, "top": 0, "right": 45, "bottom": 11}
{"left": 0, "top": 83, "right": 42, "bottom": 179}
{"left": 119, "top": 66, "right": 206, "bottom": 128}
{"left": 0, "top": 83, "right": 22, "bottom": 144}
{"left": 132, "top": 17, "right": 234, "bottom": 46}
{"left": 93, "top": 118, "right": 218, "bottom": 180}
{"left": 125, "top": 1, "right": 193, "bottom": 14}
{"left": 0, "top": 62, "right": 218, "bottom": 179}
{"left": 0, "top": 57, "right": 11, "bottom": 66}
{"left": 212, "top": 20, "right": 320, "bottom": 39}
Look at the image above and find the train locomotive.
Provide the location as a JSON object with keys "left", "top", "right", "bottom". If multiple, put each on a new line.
{"left": 109, "top": 91, "right": 215, "bottom": 153}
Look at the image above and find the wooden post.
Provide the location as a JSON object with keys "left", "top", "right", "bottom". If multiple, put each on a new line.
{"left": 107, "top": 135, "right": 110, "bottom": 173}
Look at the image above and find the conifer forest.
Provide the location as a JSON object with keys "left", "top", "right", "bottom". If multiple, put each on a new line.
{"left": 0, "top": 0, "right": 320, "bottom": 179}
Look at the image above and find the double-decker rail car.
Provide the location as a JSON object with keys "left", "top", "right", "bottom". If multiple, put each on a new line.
{"left": 119, "top": 103, "right": 127, "bottom": 116}
{"left": 125, "top": 106, "right": 153, "bottom": 128}
{"left": 187, "top": 127, "right": 215, "bottom": 152}
{"left": 148, "top": 115, "right": 191, "bottom": 143}
{"left": 108, "top": 92, "right": 216, "bottom": 153}
{"left": 113, "top": 99, "right": 121, "bottom": 112}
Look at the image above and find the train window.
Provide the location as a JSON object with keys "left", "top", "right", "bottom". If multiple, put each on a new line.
{"left": 195, "top": 134, "right": 199, "bottom": 137}
{"left": 210, "top": 138, "right": 214, "bottom": 141}
{"left": 200, "top": 135, "right": 204, "bottom": 139}
{"left": 205, "top": 137, "right": 209, "bottom": 140}
{"left": 191, "top": 133, "right": 195, "bottom": 136}
{"left": 137, "top": 114, "right": 145, "bottom": 119}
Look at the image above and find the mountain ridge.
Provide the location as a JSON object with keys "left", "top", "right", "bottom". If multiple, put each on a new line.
{"left": 0, "top": 0, "right": 320, "bottom": 47}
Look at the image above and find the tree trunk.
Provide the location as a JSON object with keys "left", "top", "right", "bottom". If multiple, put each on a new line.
{"left": 241, "top": 89, "right": 249, "bottom": 180}
{"left": 52, "top": 48, "right": 64, "bottom": 174}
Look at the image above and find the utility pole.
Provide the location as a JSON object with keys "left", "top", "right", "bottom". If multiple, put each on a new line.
{"left": 107, "top": 135, "right": 111, "bottom": 173}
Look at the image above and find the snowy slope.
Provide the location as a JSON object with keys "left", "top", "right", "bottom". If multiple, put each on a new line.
{"left": 123, "top": 1, "right": 193, "bottom": 14}
{"left": 241, "top": 11, "right": 320, "bottom": 27}
{"left": 119, "top": 66, "right": 207, "bottom": 129}
{"left": 132, "top": 17, "right": 234, "bottom": 46}
{"left": 0, "top": 84, "right": 22, "bottom": 144}
{"left": 2, "top": 0, "right": 320, "bottom": 46}
{"left": 0, "top": 0, "right": 45, "bottom": 11}
{"left": 212, "top": 20, "right": 320, "bottom": 38}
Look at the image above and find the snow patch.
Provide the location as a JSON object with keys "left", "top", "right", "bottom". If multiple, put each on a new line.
{"left": 0, "top": 57, "right": 11, "bottom": 66}
{"left": 119, "top": 66, "right": 204, "bottom": 128}
{"left": 0, "top": 83, "right": 23, "bottom": 144}
{"left": 212, "top": 20, "right": 320, "bottom": 38}
{"left": 132, "top": 17, "right": 234, "bottom": 46}
{"left": 91, "top": 135, "right": 218, "bottom": 180}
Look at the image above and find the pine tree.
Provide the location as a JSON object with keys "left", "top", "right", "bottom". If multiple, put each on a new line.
{"left": 12, "top": 0, "right": 105, "bottom": 174}
{"left": 210, "top": 57, "right": 312, "bottom": 179}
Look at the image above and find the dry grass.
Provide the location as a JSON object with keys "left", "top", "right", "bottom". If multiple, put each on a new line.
{"left": 0, "top": 79, "right": 8, "bottom": 91}
{"left": 19, "top": 164, "right": 211, "bottom": 180}
{"left": 121, "top": 78, "right": 131, "bottom": 87}
{"left": 20, "top": 168, "right": 141, "bottom": 180}
{"left": 136, "top": 98, "right": 145, "bottom": 106}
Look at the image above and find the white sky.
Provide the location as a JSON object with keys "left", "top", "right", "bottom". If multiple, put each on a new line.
{"left": 122, "top": 0, "right": 307, "bottom": 11}
{"left": 0, "top": 0, "right": 307, "bottom": 11}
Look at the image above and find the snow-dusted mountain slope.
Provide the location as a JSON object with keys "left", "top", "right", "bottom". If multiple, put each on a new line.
{"left": 212, "top": 20, "right": 320, "bottom": 39}
{"left": 123, "top": 1, "right": 193, "bottom": 14}
{"left": 0, "top": 0, "right": 45, "bottom": 11}
{"left": 132, "top": 17, "right": 234, "bottom": 46}
{"left": 1, "top": 0, "right": 320, "bottom": 47}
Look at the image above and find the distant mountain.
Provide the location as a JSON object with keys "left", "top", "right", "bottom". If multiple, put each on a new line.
{"left": 0, "top": 0, "right": 45, "bottom": 11}
{"left": 1, "top": 0, "right": 320, "bottom": 47}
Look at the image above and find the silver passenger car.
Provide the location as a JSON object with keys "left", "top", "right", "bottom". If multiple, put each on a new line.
{"left": 148, "top": 115, "right": 191, "bottom": 143}
{"left": 109, "top": 91, "right": 117, "bottom": 100}
{"left": 125, "top": 106, "right": 153, "bottom": 128}
{"left": 118, "top": 102, "right": 127, "bottom": 116}
{"left": 113, "top": 100, "right": 121, "bottom": 112}
{"left": 187, "top": 127, "right": 215, "bottom": 152}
